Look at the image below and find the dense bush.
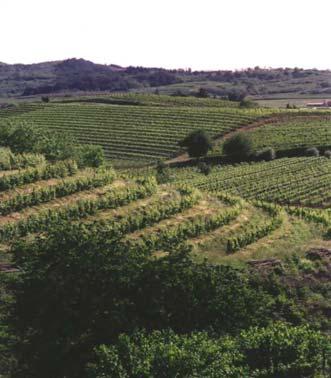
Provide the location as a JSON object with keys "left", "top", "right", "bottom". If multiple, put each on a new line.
{"left": 87, "top": 324, "right": 330, "bottom": 378}
{"left": 179, "top": 129, "right": 213, "bottom": 158}
{"left": 305, "top": 147, "right": 319, "bottom": 157}
{"left": 156, "top": 160, "right": 172, "bottom": 184}
{"left": 324, "top": 150, "right": 331, "bottom": 159}
{"left": 239, "top": 99, "right": 258, "bottom": 108}
{"left": 0, "top": 147, "right": 45, "bottom": 170}
{"left": 223, "top": 132, "right": 253, "bottom": 161}
{"left": 255, "top": 147, "right": 276, "bottom": 161}
{"left": 74, "top": 145, "right": 105, "bottom": 168}
{"left": 197, "top": 161, "right": 212, "bottom": 175}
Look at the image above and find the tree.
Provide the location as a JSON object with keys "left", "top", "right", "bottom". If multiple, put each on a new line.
{"left": 228, "top": 90, "right": 247, "bottom": 102}
{"left": 179, "top": 130, "right": 212, "bottom": 158}
{"left": 223, "top": 133, "right": 253, "bottom": 161}
{"left": 196, "top": 87, "right": 209, "bottom": 98}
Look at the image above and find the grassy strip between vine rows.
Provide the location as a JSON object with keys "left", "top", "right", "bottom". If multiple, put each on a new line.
{"left": 118, "top": 197, "right": 243, "bottom": 256}
{"left": 73, "top": 185, "right": 202, "bottom": 242}
{"left": 226, "top": 202, "right": 284, "bottom": 253}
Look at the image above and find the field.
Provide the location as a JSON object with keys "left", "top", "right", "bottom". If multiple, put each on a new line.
{"left": 0, "top": 101, "right": 273, "bottom": 162}
{"left": 239, "top": 115, "right": 331, "bottom": 154}
{"left": 168, "top": 156, "right": 331, "bottom": 207}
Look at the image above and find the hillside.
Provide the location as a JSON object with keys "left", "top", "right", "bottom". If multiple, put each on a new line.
{"left": 0, "top": 58, "right": 330, "bottom": 99}
{"left": 0, "top": 101, "right": 273, "bottom": 162}
{"left": 0, "top": 108, "right": 330, "bottom": 376}
{"left": 2, "top": 95, "right": 331, "bottom": 168}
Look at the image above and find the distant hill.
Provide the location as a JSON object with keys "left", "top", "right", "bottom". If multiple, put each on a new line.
{"left": 0, "top": 58, "right": 330, "bottom": 98}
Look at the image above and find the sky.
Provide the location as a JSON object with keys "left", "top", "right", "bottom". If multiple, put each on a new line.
{"left": 1, "top": 0, "right": 330, "bottom": 70}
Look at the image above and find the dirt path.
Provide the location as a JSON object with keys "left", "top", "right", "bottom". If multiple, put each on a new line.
{"left": 166, "top": 114, "right": 331, "bottom": 166}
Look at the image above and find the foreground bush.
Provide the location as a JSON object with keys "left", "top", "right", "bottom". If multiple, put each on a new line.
{"left": 9, "top": 241, "right": 283, "bottom": 377}
{"left": 87, "top": 324, "right": 330, "bottom": 378}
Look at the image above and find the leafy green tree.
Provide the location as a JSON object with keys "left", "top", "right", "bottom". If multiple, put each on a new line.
{"left": 179, "top": 129, "right": 212, "bottom": 158}
{"left": 9, "top": 232, "right": 273, "bottom": 377}
{"left": 223, "top": 133, "right": 253, "bottom": 161}
{"left": 5, "top": 123, "right": 47, "bottom": 154}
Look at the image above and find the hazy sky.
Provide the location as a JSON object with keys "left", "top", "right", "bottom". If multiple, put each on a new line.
{"left": 1, "top": 0, "right": 330, "bottom": 70}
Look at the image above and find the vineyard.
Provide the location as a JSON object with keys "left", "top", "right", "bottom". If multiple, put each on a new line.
{"left": 1, "top": 103, "right": 331, "bottom": 376}
{"left": 240, "top": 115, "right": 331, "bottom": 154}
{"left": 57, "top": 92, "right": 241, "bottom": 108}
{"left": 4, "top": 158, "right": 329, "bottom": 376}
{"left": 168, "top": 156, "right": 331, "bottom": 207}
{"left": 0, "top": 158, "right": 327, "bottom": 265}
{"left": 0, "top": 102, "right": 273, "bottom": 162}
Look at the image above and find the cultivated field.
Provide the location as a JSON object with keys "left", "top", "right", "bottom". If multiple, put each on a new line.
{"left": 0, "top": 101, "right": 272, "bottom": 162}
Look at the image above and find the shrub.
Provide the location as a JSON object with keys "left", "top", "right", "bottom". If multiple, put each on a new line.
{"left": 0, "top": 147, "right": 46, "bottom": 170}
{"left": 179, "top": 130, "right": 212, "bottom": 158}
{"left": 0, "top": 147, "right": 15, "bottom": 170}
{"left": 324, "top": 150, "right": 331, "bottom": 159}
{"left": 156, "top": 160, "right": 172, "bottom": 184}
{"left": 228, "top": 90, "right": 247, "bottom": 102}
{"left": 255, "top": 147, "right": 276, "bottom": 161}
{"left": 74, "top": 145, "right": 105, "bottom": 168}
{"left": 196, "top": 87, "right": 209, "bottom": 98}
{"left": 239, "top": 99, "right": 257, "bottom": 108}
{"left": 223, "top": 133, "right": 253, "bottom": 161}
{"left": 197, "top": 162, "right": 212, "bottom": 175}
{"left": 306, "top": 147, "right": 319, "bottom": 157}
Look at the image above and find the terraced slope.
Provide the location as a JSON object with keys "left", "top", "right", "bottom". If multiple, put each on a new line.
{"left": 171, "top": 156, "right": 331, "bottom": 207}
{"left": 0, "top": 103, "right": 272, "bottom": 161}
{"left": 0, "top": 162, "right": 328, "bottom": 266}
